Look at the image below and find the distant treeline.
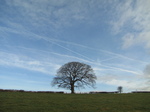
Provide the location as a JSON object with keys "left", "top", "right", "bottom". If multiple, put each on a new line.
{"left": 132, "top": 91, "right": 150, "bottom": 93}
{"left": 0, "top": 89, "right": 64, "bottom": 94}
{"left": 1, "top": 89, "right": 150, "bottom": 94}
{"left": 90, "top": 91, "right": 119, "bottom": 94}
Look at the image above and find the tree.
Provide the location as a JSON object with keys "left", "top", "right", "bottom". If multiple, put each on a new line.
{"left": 51, "top": 62, "right": 97, "bottom": 94}
{"left": 117, "top": 86, "right": 123, "bottom": 93}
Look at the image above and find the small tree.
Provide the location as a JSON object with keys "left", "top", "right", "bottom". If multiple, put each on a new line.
{"left": 118, "top": 86, "right": 123, "bottom": 93}
{"left": 51, "top": 62, "right": 97, "bottom": 93}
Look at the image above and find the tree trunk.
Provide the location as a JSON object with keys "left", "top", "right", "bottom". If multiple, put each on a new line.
{"left": 71, "top": 84, "right": 75, "bottom": 94}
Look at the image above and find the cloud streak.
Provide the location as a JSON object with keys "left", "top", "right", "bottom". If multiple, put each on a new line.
{"left": 0, "top": 51, "right": 59, "bottom": 75}
{"left": 1, "top": 43, "right": 141, "bottom": 76}
{"left": 0, "top": 23, "right": 143, "bottom": 76}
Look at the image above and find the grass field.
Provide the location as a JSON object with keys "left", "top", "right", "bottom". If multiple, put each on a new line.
{"left": 0, "top": 92, "right": 150, "bottom": 112}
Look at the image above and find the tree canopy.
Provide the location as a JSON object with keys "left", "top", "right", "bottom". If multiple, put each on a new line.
{"left": 118, "top": 86, "right": 123, "bottom": 93}
{"left": 51, "top": 62, "right": 97, "bottom": 93}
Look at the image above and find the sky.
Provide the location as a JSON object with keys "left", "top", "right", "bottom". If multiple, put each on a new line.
{"left": 0, "top": 0, "right": 150, "bottom": 93}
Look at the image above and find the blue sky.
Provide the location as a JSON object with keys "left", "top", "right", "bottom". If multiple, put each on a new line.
{"left": 0, "top": 0, "right": 150, "bottom": 93}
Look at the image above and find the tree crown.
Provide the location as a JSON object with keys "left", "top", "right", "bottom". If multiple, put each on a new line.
{"left": 52, "top": 62, "right": 97, "bottom": 93}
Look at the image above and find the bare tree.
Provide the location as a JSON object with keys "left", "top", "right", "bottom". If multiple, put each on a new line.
{"left": 118, "top": 86, "right": 123, "bottom": 93}
{"left": 51, "top": 62, "right": 97, "bottom": 94}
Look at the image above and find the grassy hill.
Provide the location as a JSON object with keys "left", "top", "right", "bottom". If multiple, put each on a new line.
{"left": 0, "top": 91, "right": 150, "bottom": 112}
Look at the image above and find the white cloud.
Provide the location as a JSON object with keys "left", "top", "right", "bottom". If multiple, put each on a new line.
{"left": 122, "top": 32, "right": 150, "bottom": 49}
{"left": 112, "top": 0, "right": 150, "bottom": 49}
{"left": 104, "top": 79, "right": 148, "bottom": 91}
{"left": 137, "top": 32, "right": 150, "bottom": 49}
{"left": 0, "top": 51, "right": 60, "bottom": 75}
{"left": 122, "top": 33, "right": 135, "bottom": 49}
{"left": 95, "top": 65, "right": 149, "bottom": 91}
{"left": 4, "top": 0, "right": 84, "bottom": 28}
{"left": 144, "top": 64, "right": 150, "bottom": 78}
{"left": 97, "top": 72, "right": 149, "bottom": 91}
{"left": 3, "top": 0, "right": 113, "bottom": 30}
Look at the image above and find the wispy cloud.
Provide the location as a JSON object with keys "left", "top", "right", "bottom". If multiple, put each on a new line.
{"left": 20, "top": 45, "right": 142, "bottom": 75}
{"left": 144, "top": 64, "right": 150, "bottom": 78}
{"left": 112, "top": 0, "right": 150, "bottom": 49}
{"left": 143, "top": 64, "right": 150, "bottom": 90}
{"left": 3, "top": 0, "right": 109, "bottom": 29}
{"left": 0, "top": 51, "right": 60, "bottom": 75}
{"left": 25, "top": 30, "right": 148, "bottom": 65}
{"left": 96, "top": 72, "right": 149, "bottom": 92}
{"left": 104, "top": 79, "right": 147, "bottom": 91}
{"left": 15, "top": 46, "right": 94, "bottom": 63}
{"left": 0, "top": 42, "right": 141, "bottom": 77}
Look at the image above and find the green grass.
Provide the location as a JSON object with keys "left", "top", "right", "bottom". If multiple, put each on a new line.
{"left": 0, "top": 92, "right": 150, "bottom": 112}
